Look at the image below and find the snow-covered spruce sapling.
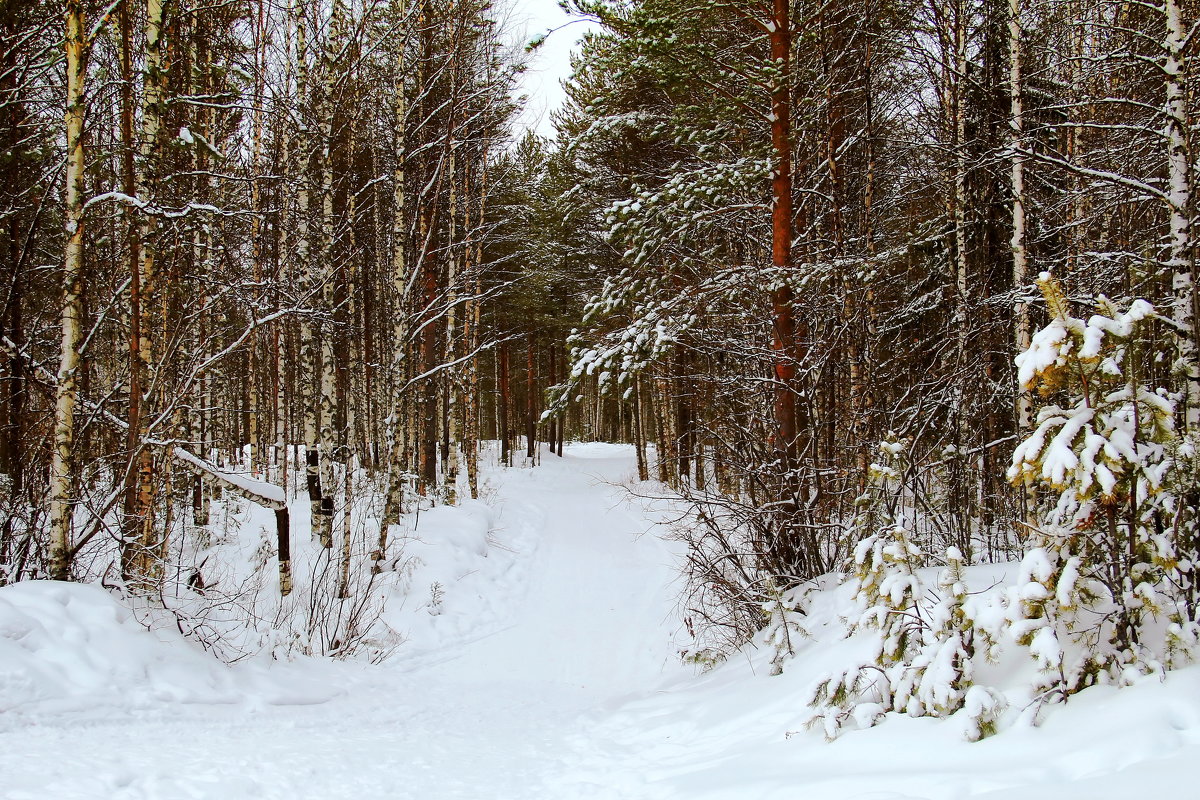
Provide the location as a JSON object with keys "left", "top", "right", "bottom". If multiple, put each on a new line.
{"left": 807, "top": 539, "right": 993, "bottom": 739}
{"left": 960, "top": 685, "right": 1008, "bottom": 742}
{"left": 427, "top": 581, "right": 445, "bottom": 616}
{"left": 1162, "top": 433, "right": 1200, "bottom": 667}
{"left": 1007, "top": 273, "right": 1196, "bottom": 695}
{"left": 679, "top": 647, "right": 726, "bottom": 672}
{"left": 1001, "top": 544, "right": 1104, "bottom": 702}
{"left": 761, "top": 579, "right": 809, "bottom": 676}
{"left": 807, "top": 437, "right": 986, "bottom": 738}
{"left": 806, "top": 438, "right": 916, "bottom": 731}
{"left": 804, "top": 519, "right": 926, "bottom": 739}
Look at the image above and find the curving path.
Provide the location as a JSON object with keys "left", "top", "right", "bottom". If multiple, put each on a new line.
{"left": 0, "top": 443, "right": 684, "bottom": 800}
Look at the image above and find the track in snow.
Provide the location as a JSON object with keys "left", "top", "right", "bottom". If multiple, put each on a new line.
{"left": 0, "top": 443, "right": 685, "bottom": 800}
{"left": 7, "top": 444, "right": 1200, "bottom": 800}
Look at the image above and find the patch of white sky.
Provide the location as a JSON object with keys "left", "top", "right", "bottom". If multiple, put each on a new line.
{"left": 496, "top": 0, "right": 599, "bottom": 140}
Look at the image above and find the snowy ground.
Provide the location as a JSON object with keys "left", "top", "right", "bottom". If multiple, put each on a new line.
{"left": 3, "top": 444, "right": 1200, "bottom": 799}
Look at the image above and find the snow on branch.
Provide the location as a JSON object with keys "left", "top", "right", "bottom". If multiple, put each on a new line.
{"left": 170, "top": 447, "right": 286, "bottom": 510}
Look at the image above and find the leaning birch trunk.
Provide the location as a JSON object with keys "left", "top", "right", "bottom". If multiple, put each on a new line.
{"left": 9, "top": 267, "right": 294, "bottom": 593}
{"left": 1165, "top": 0, "right": 1198, "bottom": 427}
{"left": 173, "top": 448, "right": 291, "bottom": 595}
{"left": 49, "top": 0, "right": 88, "bottom": 582}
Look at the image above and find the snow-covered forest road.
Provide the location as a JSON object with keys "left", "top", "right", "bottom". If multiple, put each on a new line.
{"left": 5, "top": 444, "right": 1200, "bottom": 800}
{"left": 0, "top": 444, "right": 685, "bottom": 800}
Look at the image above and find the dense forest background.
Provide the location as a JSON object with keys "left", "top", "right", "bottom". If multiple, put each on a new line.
{"left": 3, "top": 0, "right": 1200, "bottom": 699}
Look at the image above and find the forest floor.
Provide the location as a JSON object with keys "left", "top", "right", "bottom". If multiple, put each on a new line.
{"left": 3, "top": 443, "right": 1200, "bottom": 799}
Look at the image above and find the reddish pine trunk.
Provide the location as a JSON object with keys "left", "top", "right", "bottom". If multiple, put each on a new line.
{"left": 769, "top": 0, "right": 799, "bottom": 473}
{"left": 767, "top": 0, "right": 818, "bottom": 576}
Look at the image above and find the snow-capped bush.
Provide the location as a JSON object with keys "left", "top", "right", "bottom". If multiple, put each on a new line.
{"left": 761, "top": 580, "right": 809, "bottom": 676}
{"left": 1005, "top": 273, "right": 1199, "bottom": 696}
{"left": 806, "top": 438, "right": 985, "bottom": 739}
{"left": 798, "top": 278, "right": 1200, "bottom": 742}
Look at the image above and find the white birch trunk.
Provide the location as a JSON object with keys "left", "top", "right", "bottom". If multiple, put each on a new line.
{"left": 314, "top": 0, "right": 345, "bottom": 549}
{"left": 464, "top": 162, "right": 486, "bottom": 500}
{"left": 1009, "top": 0, "right": 1035, "bottom": 523}
{"left": 382, "top": 0, "right": 411, "bottom": 540}
{"left": 50, "top": 0, "right": 87, "bottom": 581}
{"left": 1009, "top": 0, "right": 1031, "bottom": 429}
{"left": 1165, "top": 0, "right": 1198, "bottom": 427}
{"left": 293, "top": 1, "right": 325, "bottom": 547}
{"left": 951, "top": 0, "right": 971, "bottom": 457}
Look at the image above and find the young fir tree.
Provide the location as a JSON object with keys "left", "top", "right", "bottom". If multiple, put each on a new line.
{"left": 806, "top": 436, "right": 998, "bottom": 740}
{"left": 1006, "top": 273, "right": 1198, "bottom": 697}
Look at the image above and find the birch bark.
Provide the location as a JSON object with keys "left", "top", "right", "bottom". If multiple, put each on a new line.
{"left": 50, "top": 0, "right": 87, "bottom": 581}
{"left": 293, "top": 2, "right": 326, "bottom": 547}
{"left": 313, "top": 0, "right": 346, "bottom": 548}
{"left": 382, "top": 0, "right": 411, "bottom": 538}
{"left": 1009, "top": 0, "right": 1035, "bottom": 523}
{"left": 1165, "top": 0, "right": 1197, "bottom": 427}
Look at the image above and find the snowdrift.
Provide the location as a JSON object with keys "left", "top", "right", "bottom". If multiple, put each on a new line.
{"left": 379, "top": 497, "right": 535, "bottom": 659}
{"left": 0, "top": 581, "right": 337, "bottom": 715}
{"left": 5, "top": 445, "right": 1200, "bottom": 799}
{"left": 572, "top": 559, "right": 1200, "bottom": 799}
